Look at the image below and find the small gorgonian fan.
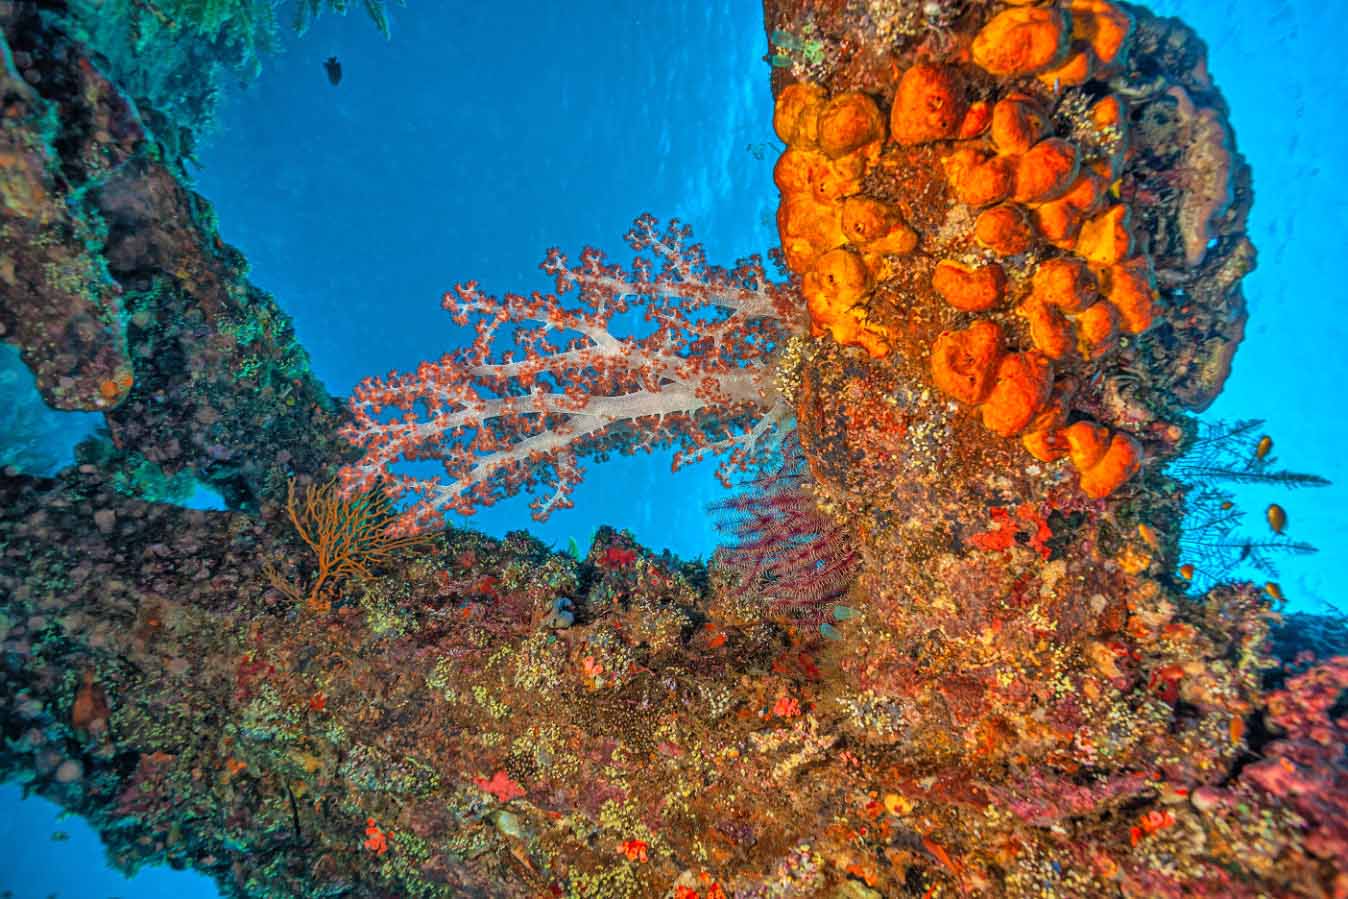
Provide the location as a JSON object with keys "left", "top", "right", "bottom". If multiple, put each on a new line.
{"left": 710, "top": 433, "right": 858, "bottom": 626}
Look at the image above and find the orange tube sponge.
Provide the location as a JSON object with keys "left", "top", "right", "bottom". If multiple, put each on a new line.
{"left": 1013, "top": 138, "right": 1080, "bottom": 204}
{"left": 818, "top": 92, "right": 886, "bottom": 159}
{"left": 972, "top": 7, "right": 1070, "bottom": 77}
{"left": 773, "top": 82, "right": 827, "bottom": 148}
{"left": 931, "top": 320, "right": 1004, "bottom": 405}
{"left": 975, "top": 204, "right": 1035, "bottom": 256}
{"left": 891, "top": 63, "right": 966, "bottom": 145}
{"left": 932, "top": 260, "right": 1006, "bottom": 312}
{"left": 1078, "top": 431, "right": 1142, "bottom": 498}
{"left": 1104, "top": 256, "right": 1158, "bottom": 334}
{"left": 980, "top": 351, "right": 1053, "bottom": 437}
{"left": 945, "top": 149, "right": 1016, "bottom": 207}
{"left": 1030, "top": 256, "right": 1097, "bottom": 313}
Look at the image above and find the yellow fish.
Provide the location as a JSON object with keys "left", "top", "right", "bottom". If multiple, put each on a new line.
{"left": 1265, "top": 582, "right": 1284, "bottom": 604}
{"left": 1137, "top": 523, "right": 1160, "bottom": 549}
{"left": 1266, "top": 503, "right": 1287, "bottom": 535}
{"left": 1178, "top": 564, "right": 1194, "bottom": 581}
{"left": 1255, "top": 434, "right": 1273, "bottom": 460}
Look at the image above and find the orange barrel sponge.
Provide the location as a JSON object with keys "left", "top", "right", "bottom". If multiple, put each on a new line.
{"left": 817, "top": 92, "right": 886, "bottom": 159}
{"left": 773, "top": 82, "right": 827, "bottom": 148}
{"left": 1071, "top": 0, "right": 1135, "bottom": 70}
{"left": 802, "top": 247, "right": 889, "bottom": 358}
{"left": 1013, "top": 138, "right": 1080, "bottom": 204}
{"left": 1030, "top": 256, "right": 1097, "bottom": 313}
{"left": 773, "top": 147, "right": 866, "bottom": 207}
{"left": 1080, "top": 431, "right": 1142, "bottom": 498}
{"left": 891, "top": 63, "right": 966, "bottom": 146}
{"left": 1023, "top": 300, "right": 1075, "bottom": 360}
{"left": 1103, "top": 256, "right": 1158, "bottom": 334}
{"left": 991, "top": 94, "right": 1047, "bottom": 156}
{"left": 1023, "top": 425, "right": 1070, "bottom": 462}
{"left": 972, "top": 6, "right": 1070, "bottom": 77}
{"left": 1033, "top": 172, "right": 1106, "bottom": 246}
{"left": 1088, "top": 94, "right": 1128, "bottom": 178}
{"left": 945, "top": 148, "right": 1016, "bottom": 207}
{"left": 932, "top": 260, "right": 1006, "bottom": 312}
{"left": 1039, "top": 45, "right": 1094, "bottom": 89}
{"left": 841, "top": 196, "right": 918, "bottom": 260}
{"left": 1064, "top": 421, "right": 1142, "bottom": 498}
{"left": 975, "top": 204, "right": 1035, "bottom": 257}
{"left": 777, "top": 191, "right": 845, "bottom": 273}
{"left": 841, "top": 197, "right": 898, "bottom": 245}
{"left": 1076, "top": 205, "right": 1133, "bottom": 265}
{"left": 979, "top": 351, "right": 1053, "bottom": 437}
{"left": 1073, "top": 300, "right": 1119, "bottom": 358}
{"left": 931, "top": 320, "right": 1004, "bottom": 405}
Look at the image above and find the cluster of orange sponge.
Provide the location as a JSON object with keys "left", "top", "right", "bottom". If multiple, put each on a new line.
{"left": 922, "top": 0, "right": 1148, "bottom": 499}
{"left": 774, "top": 84, "right": 931, "bottom": 358}
{"left": 772, "top": 0, "right": 1151, "bottom": 500}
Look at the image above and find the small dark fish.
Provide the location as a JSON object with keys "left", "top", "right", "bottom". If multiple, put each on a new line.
{"left": 50, "top": 830, "right": 70, "bottom": 841}
{"left": 324, "top": 56, "right": 342, "bottom": 86}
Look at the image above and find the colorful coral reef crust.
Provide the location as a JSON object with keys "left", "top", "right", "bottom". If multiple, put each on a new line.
{"left": 1, "top": 3, "right": 1343, "bottom": 899}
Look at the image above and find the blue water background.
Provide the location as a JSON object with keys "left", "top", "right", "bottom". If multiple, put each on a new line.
{"left": 2, "top": 1, "right": 1344, "bottom": 894}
